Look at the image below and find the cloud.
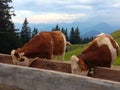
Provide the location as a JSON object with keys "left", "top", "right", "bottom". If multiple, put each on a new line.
{"left": 112, "top": 3, "right": 120, "bottom": 8}
{"left": 66, "top": 5, "right": 93, "bottom": 10}
{"left": 12, "top": 10, "right": 86, "bottom": 23}
{"left": 12, "top": 0, "right": 120, "bottom": 24}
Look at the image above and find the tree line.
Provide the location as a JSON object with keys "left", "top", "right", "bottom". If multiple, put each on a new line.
{"left": 0, "top": 0, "right": 93, "bottom": 54}
{"left": 52, "top": 24, "right": 93, "bottom": 44}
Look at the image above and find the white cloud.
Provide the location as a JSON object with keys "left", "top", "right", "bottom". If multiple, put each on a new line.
{"left": 13, "top": 0, "right": 33, "bottom": 4}
{"left": 78, "top": 0, "right": 95, "bottom": 3}
{"left": 12, "top": 11, "right": 86, "bottom": 23}
{"left": 66, "top": 5, "right": 92, "bottom": 10}
{"left": 11, "top": 0, "right": 120, "bottom": 24}
{"left": 112, "top": 3, "right": 120, "bottom": 8}
{"left": 16, "top": 10, "right": 33, "bottom": 15}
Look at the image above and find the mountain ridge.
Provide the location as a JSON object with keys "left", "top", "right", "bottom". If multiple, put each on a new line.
{"left": 14, "top": 22, "right": 120, "bottom": 38}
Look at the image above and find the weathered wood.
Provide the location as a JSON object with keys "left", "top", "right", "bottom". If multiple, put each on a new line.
{"left": 93, "top": 67, "right": 120, "bottom": 82}
{"left": 0, "top": 54, "right": 71, "bottom": 73}
{"left": 0, "top": 63, "right": 120, "bottom": 90}
{"left": 30, "top": 59, "right": 71, "bottom": 73}
{"left": 0, "top": 54, "right": 13, "bottom": 64}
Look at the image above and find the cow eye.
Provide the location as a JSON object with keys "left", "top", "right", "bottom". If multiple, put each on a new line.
{"left": 19, "top": 58, "right": 25, "bottom": 62}
{"left": 14, "top": 52, "right": 20, "bottom": 58}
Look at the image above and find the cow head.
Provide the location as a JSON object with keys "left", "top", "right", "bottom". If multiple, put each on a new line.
{"left": 70, "top": 55, "right": 88, "bottom": 75}
{"left": 11, "top": 50, "right": 36, "bottom": 66}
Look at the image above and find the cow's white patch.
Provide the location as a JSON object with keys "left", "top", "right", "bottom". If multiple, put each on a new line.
{"left": 15, "top": 56, "right": 37, "bottom": 66}
{"left": 96, "top": 35, "right": 117, "bottom": 63}
{"left": 95, "top": 32, "right": 104, "bottom": 37}
{"left": 11, "top": 50, "right": 18, "bottom": 65}
{"left": 70, "top": 55, "right": 88, "bottom": 75}
{"left": 71, "top": 55, "right": 81, "bottom": 74}
{"left": 11, "top": 50, "right": 36, "bottom": 66}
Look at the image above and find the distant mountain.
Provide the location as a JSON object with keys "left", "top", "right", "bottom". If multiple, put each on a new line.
{"left": 14, "top": 22, "right": 96, "bottom": 34}
{"left": 87, "top": 22, "right": 114, "bottom": 34}
{"left": 81, "top": 22, "right": 120, "bottom": 38}
{"left": 82, "top": 30, "right": 101, "bottom": 38}
{"left": 14, "top": 22, "right": 120, "bottom": 38}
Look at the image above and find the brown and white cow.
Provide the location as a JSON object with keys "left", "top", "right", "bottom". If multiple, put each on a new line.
{"left": 71, "top": 33, "right": 119, "bottom": 76}
{"left": 11, "top": 31, "right": 67, "bottom": 66}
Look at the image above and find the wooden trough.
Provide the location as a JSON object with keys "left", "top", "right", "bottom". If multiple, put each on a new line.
{"left": 0, "top": 54, "right": 120, "bottom": 82}
{"left": 93, "top": 66, "right": 120, "bottom": 82}
{"left": 0, "top": 54, "right": 71, "bottom": 73}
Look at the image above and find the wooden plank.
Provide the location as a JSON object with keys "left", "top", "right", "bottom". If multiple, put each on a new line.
{"left": 0, "top": 54, "right": 13, "bottom": 64}
{"left": 0, "top": 54, "right": 71, "bottom": 73}
{"left": 93, "top": 67, "right": 120, "bottom": 82}
{"left": 30, "top": 59, "right": 71, "bottom": 73}
{"left": 1, "top": 63, "right": 120, "bottom": 90}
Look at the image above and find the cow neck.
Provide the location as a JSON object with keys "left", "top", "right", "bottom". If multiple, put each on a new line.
{"left": 82, "top": 54, "right": 92, "bottom": 67}
{"left": 77, "top": 54, "right": 89, "bottom": 71}
{"left": 80, "top": 54, "right": 89, "bottom": 66}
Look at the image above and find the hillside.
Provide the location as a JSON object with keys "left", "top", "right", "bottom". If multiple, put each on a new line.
{"left": 110, "top": 30, "right": 120, "bottom": 65}
{"left": 82, "top": 30, "right": 100, "bottom": 38}
{"left": 111, "top": 30, "right": 120, "bottom": 45}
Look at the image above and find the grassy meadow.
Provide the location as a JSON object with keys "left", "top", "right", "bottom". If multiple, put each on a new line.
{"left": 65, "top": 44, "right": 87, "bottom": 60}
{"left": 63, "top": 30, "right": 120, "bottom": 66}
{"left": 111, "top": 30, "right": 120, "bottom": 65}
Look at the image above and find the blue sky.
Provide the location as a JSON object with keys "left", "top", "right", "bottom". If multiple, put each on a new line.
{"left": 12, "top": 0, "right": 120, "bottom": 25}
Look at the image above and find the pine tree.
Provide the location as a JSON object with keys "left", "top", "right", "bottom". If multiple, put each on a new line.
{"left": 61, "top": 27, "right": 65, "bottom": 33}
{"left": 32, "top": 27, "right": 38, "bottom": 37}
{"left": 55, "top": 24, "right": 60, "bottom": 31}
{"left": 0, "top": 0, "right": 17, "bottom": 54}
{"left": 20, "top": 18, "right": 31, "bottom": 46}
{"left": 69, "top": 27, "right": 75, "bottom": 44}
{"left": 61, "top": 27, "right": 68, "bottom": 41}
{"left": 52, "top": 24, "right": 60, "bottom": 31}
{"left": 65, "top": 28, "right": 69, "bottom": 41}
{"left": 69, "top": 26, "right": 80, "bottom": 44}
{"left": 74, "top": 26, "right": 80, "bottom": 44}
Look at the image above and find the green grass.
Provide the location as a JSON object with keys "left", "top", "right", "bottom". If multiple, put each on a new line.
{"left": 66, "top": 44, "right": 80, "bottom": 52}
{"left": 113, "top": 57, "right": 120, "bottom": 65}
{"left": 111, "top": 30, "right": 120, "bottom": 65}
{"left": 64, "top": 44, "right": 87, "bottom": 60}
{"left": 56, "top": 44, "right": 87, "bottom": 61}
{"left": 111, "top": 30, "right": 120, "bottom": 45}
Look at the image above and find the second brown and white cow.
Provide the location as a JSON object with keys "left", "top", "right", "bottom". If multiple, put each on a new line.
{"left": 11, "top": 31, "right": 67, "bottom": 66}
{"left": 71, "top": 33, "right": 119, "bottom": 76}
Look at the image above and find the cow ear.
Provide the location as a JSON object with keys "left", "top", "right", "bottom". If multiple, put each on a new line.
{"left": 71, "top": 55, "right": 79, "bottom": 63}
{"left": 20, "top": 52, "right": 25, "bottom": 57}
{"left": 15, "top": 52, "right": 20, "bottom": 58}
{"left": 11, "top": 50, "right": 20, "bottom": 58}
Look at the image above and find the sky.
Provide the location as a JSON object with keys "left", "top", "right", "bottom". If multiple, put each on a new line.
{"left": 11, "top": 0, "right": 120, "bottom": 25}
